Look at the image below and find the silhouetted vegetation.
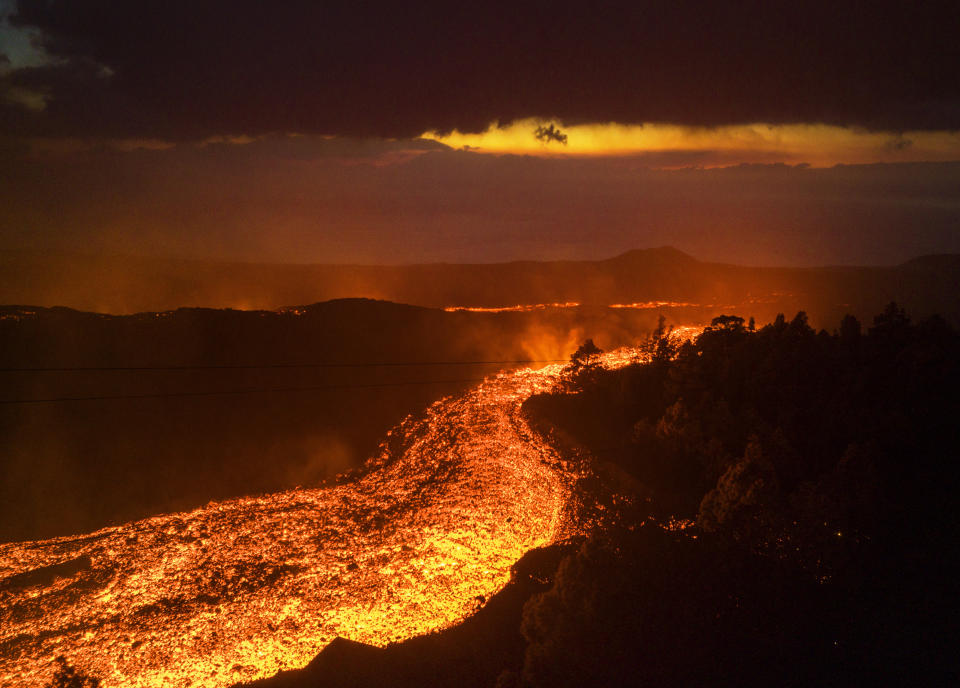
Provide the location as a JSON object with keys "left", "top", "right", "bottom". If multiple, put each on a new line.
{"left": 514, "top": 305, "right": 959, "bottom": 686}
{"left": 561, "top": 339, "right": 604, "bottom": 392}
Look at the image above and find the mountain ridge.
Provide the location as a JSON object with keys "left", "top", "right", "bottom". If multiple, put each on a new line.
{"left": 1, "top": 247, "right": 958, "bottom": 324}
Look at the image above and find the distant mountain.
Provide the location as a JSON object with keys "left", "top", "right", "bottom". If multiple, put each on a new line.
{"left": 0, "top": 246, "right": 703, "bottom": 313}
{"left": 899, "top": 254, "right": 960, "bottom": 271}
{"left": 2, "top": 246, "right": 958, "bottom": 326}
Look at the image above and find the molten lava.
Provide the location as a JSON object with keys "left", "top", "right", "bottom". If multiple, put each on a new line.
{"left": 608, "top": 301, "right": 701, "bottom": 309}
{"left": 442, "top": 302, "right": 579, "bottom": 313}
{"left": 0, "top": 336, "right": 700, "bottom": 687}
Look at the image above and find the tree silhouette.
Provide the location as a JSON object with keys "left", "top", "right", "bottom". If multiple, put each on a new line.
{"left": 839, "top": 314, "right": 861, "bottom": 343}
{"left": 562, "top": 339, "right": 603, "bottom": 391}
{"left": 515, "top": 306, "right": 959, "bottom": 688}
{"left": 869, "top": 301, "right": 910, "bottom": 340}
{"left": 709, "top": 314, "right": 746, "bottom": 332}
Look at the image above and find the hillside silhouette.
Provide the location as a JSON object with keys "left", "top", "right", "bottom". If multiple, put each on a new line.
{"left": 3, "top": 248, "right": 959, "bottom": 328}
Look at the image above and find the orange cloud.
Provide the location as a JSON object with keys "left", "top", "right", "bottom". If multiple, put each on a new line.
{"left": 423, "top": 120, "right": 960, "bottom": 167}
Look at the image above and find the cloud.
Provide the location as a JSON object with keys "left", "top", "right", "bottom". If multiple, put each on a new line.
{"left": 423, "top": 120, "right": 960, "bottom": 165}
{"left": 2, "top": 84, "right": 46, "bottom": 109}
{"left": 0, "top": 0, "right": 957, "bottom": 140}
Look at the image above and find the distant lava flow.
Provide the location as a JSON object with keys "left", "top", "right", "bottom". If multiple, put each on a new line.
{"left": 443, "top": 302, "right": 579, "bottom": 313}
{"left": 608, "top": 301, "right": 701, "bottom": 309}
{"left": 442, "top": 302, "right": 710, "bottom": 313}
{"left": 0, "top": 334, "right": 699, "bottom": 688}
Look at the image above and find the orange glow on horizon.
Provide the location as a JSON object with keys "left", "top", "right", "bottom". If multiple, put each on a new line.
{"left": 422, "top": 120, "right": 960, "bottom": 167}
{"left": 444, "top": 302, "right": 580, "bottom": 313}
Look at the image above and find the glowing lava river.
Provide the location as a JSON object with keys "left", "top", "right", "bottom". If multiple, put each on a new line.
{"left": 0, "top": 343, "right": 693, "bottom": 687}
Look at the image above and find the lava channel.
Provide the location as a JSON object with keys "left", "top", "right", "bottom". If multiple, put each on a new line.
{"left": 0, "top": 338, "right": 704, "bottom": 687}
{"left": 0, "top": 358, "right": 587, "bottom": 687}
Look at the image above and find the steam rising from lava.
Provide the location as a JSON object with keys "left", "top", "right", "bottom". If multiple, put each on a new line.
{"left": 0, "top": 335, "right": 700, "bottom": 687}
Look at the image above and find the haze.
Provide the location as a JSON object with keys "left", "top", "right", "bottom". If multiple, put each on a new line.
{"left": 2, "top": 0, "right": 959, "bottom": 272}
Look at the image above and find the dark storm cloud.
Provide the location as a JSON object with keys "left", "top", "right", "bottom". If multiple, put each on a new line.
{"left": 2, "top": 0, "right": 959, "bottom": 139}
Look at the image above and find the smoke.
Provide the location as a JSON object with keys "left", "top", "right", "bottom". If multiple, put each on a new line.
{"left": 279, "top": 434, "right": 356, "bottom": 488}
{"left": 518, "top": 323, "right": 587, "bottom": 363}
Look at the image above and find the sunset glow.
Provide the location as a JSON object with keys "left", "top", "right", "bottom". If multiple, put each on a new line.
{"left": 423, "top": 120, "right": 960, "bottom": 167}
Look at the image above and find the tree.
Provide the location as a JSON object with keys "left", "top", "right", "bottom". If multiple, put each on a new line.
{"left": 839, "top": 314, "right": 861, "bottom": 343}
{"left": 653, "top": 314, "right": 668, "bottom": 341}
{"left": 710, "top": 314, "right": 746, "bottom": 332}
{"left": 698, "top": 435, "right": 779, "bottom": 535}
{"left": 562, "top": 339, "right": 603, "bottom": 391}
{"left": 650, "top": 315, "right": 678, "bottom": 362}
{"left": 869, "top": 301, "right": 910, "bottom": 340}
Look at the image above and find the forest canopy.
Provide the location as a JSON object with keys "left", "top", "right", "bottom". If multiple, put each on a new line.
{"left": 514, "top": 305, "right": 959, "bottom": 687}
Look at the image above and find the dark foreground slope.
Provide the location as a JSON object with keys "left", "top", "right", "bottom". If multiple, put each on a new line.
{"left": 3, "top": 248, "right": 959, "bottom": 328}
{"left": 238, "top": 306, "right": 959, "bottom": 688}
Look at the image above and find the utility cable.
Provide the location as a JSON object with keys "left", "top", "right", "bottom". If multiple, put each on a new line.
{"left": 0, "top": 359, "right": 567, "bottom": 373}
{"left": 0, "top": 377, "right": 497, "bottom": 405}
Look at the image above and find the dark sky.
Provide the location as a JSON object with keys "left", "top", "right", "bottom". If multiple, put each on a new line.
{"left": 0, "top": 0, "right": 958, "bottom": 266}
{"left": 3, "top": 0, "right": 959, "bottom": 137}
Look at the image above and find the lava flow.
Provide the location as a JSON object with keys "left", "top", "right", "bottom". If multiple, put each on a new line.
{"left": 0, "top": 337, "right": 699, "bottom": 688}
{"left": 443, "top": 302, "right": 580, "bottom": 313}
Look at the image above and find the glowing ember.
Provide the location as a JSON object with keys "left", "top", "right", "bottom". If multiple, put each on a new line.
{"left": 0, "top": 335, "right": 701, "bottom": 687}
{"left": 443, "top": 302, "right": 580, "bottom": 313}
{"left": 442, "top": 301, "right": 727, "bottom": 313}
{"left": 608, "top": 301, "right": 701, "bottom": 309}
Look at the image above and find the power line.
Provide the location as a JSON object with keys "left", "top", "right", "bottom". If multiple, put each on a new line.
{"left": 0, "top": 358, "right": 567, "bottom": 373}
{"left": 0, "top": 377, "right": 495, "bottom": 405}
